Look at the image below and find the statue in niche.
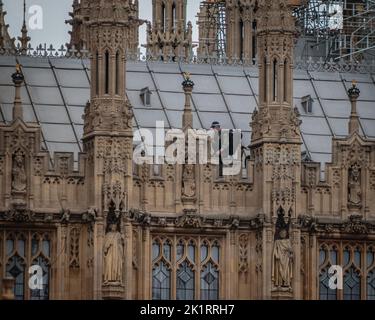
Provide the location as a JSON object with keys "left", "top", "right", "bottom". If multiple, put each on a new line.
{"left": 11, "top": 151, "right": 27, "bottom": 193}
{"left": 103, "top": 223, "right": 124, "bottom": 285}
{"left": 182, "top": 164, "right": 196, "bottom": 198}
{"left": 348, "top": 164, "right": 362, "bottom": 207}
{"left": 272, "top": 207, "right": 293, "bottom": 291}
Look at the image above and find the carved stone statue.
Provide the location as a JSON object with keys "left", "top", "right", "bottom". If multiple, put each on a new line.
{"left": 272, "top": 207, "right": 293, "bottom": 290}
{"left": 348, "top": 164, "right": 362, "bottom": 207}
{"left": 11, "top": 151, "right": 27, "bottom": 193}
{"left": 182, "top": 164, "right": 196, "bottom": 198}
{"left": 103, "top": 224, "right": 124, "bottom": 285}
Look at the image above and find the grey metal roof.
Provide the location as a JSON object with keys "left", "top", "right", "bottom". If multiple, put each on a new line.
{"left": 1, "top": 55, "right": 375, "bottom": 175}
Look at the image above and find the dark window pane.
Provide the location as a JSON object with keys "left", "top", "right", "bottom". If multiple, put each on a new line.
{"left": 201, "top": 263, "right": 219, "bottom": 300}
{"left": 152, "top": 262, "right": 171, "bottom": 300}
{"left": 6, "top": 255, "right": 25, "bottom": 300}
{"left": 343, "top": 267, "right": 361, "bottom": 300}
{"left": 30, "top": 257, "right": 50, "bottom": 300}
{"left": 176, "top": 261, "right": 194, "bottom": 300}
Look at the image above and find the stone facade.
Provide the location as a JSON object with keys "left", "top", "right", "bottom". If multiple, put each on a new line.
{"left": 0, "top": 0, "right": 375, "bottom": 301}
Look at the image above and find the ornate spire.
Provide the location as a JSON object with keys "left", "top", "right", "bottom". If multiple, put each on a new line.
{"left": 182, "top": 72, "right": 194, "bottom": 130}
{"left": 18, "top": 0, "right": 30, "bottom": 55}
{"left": 66, "top": 0, "right": 90, "bottom": 53}
{"left": 0, "top": 0, "right": 16, "bottom": 51}
{"left": 348, "top": 80, "right": 361, "bottom": 135}
{"left": 250, "top": 0, "right": 300, "bottom": 145}
{"left": 145, "top": 0, "right": 193, "bottom": 61}
{"left": 12, "top": 63, "right": 25, "bottom": 121}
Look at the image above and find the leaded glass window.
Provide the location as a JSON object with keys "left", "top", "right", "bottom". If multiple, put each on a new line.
{"left": 152, "top": 236, "right": 221, "bottom": 300}
{"left": 1, "top": 230, "right": 52, "bottom": 300}
{"left": 319, "top": 242, "right": 374, "bottom": 300}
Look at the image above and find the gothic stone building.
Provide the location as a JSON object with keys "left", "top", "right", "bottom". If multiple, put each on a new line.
{"left": 0, "top": 0, "right": 375, "bottom": 300}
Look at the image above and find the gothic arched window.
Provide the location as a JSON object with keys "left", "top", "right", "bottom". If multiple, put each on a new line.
{"left": 319, "top": 242, "right": 374, "bottom": 300}
{"left": 319, "top": 244, "right": 338, "bottom": 300}
{"left": 115, "top": 51, "right": 120, "bottom": 95}
{"left": 95, "top": 51, "right": 99, "bottom": 96}
{"left": 284, "top": 59, "right": 289, "bottom": 103}
{"left": 152, "top": 236, "right": 221, "bottom": 300}
{"left": 105, "top": 50, "right": 110, "bottom": 94}
{"left": 272, "top": 58, "right": 278, "bottom": 102}
{"left": 2, "top": 231, "right": 52, "bottom": 300}
{"left": 367, "top": 246, "right": 375, "bottom": 300}
{"left": 152, "top": 238, "right": 171, "bottom": 300}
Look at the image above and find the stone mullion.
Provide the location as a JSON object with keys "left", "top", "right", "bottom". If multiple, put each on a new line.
{"left": 171, "top": 235, "right": 177, "bottom": 300}
{"left": 123, "top": 222, "right": 132, "bottom": 300}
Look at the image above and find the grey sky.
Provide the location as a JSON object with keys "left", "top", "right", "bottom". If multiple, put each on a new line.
{"left": 3, "top": 0, "right": 201, "bottom": 52}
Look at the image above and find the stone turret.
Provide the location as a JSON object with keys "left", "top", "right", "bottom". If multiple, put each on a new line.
{"left": 82, "top": 0, "right": 139, "bottom": 300}
{"left": 250, "top": 0, "right": 302, "bottom": 300}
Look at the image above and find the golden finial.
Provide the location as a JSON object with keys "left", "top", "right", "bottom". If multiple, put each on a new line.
{"left": 15, "top": 63, "right": 22, "bottom": 74}
{"left": 352, "top": 80, "right": 357, "bottom": 87}
{"left": 183, "top": 72, "right": 191, "bottom": 81}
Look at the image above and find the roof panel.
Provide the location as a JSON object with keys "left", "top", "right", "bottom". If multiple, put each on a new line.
{"left": 165, "top": 110, "right": 201, "bottom": 129}
{"left": 193, "top": 93, "right": 227, "bottom": 112}
{"left": 128, "top": 90, "right": 162, "bottom": 110}
{"left": 358, "top": 101, "right": 375, "bottom": 119}
{"left": 29, "top": 86, "right": 64, "bottom": 105}
{"left": 148, "top": 62, "right": 181, "bottom": 73}
{"left": 126, "top": 71, "right": 156, "bottom": 91}
{"left": 133, "top": 108, "right": 169, "bottom": 128}
{"left": 35, "top": 105, "right": 70, "bottom": 124}
{"left": 180, "top": 63, "right": 213, "bottom": 75}
{"left": 225, "top": 94, "right": 257, "bottom": 113}
{"left": 0, "top": 67, "right": 18, "bottom": 85}
{"left": 217, "top": 76, "right": 251, "bottom": 95}
{"left": 320, "top": 99, "right": 351, "bottom": 118}
{"left": 361, "top": 119, "right": 375, "bottom": 137}
{"left": 187, "top": 75, "right": 220, "bottom": 94}
{"left": 300, "top": 116, "right": 331, "bottom": 135}
{"left": 67, "top": 105, "right": 85, "bottom": 124}
{"left": 153, "top": 73, "right": 184, "bottom": 92}
{"left": 314, "top": 80, "right": 347, "bottom": 100}
{"left": 61, "top": 87, "right": 90, "bottom": 105}
{"left": 294, "top": 80, "right": 317, "bottom": 99}
{"left": 23, "top": 67, "right": 57, "bottom": 86}
{"left": 0, "top": 86, "right": 31, "bottom": 105}
{"left": 212, "top": 65, "right": 245, "bottom": 76}
{"left": 49, "top": 57, "right": 84, "bottom": 70}
{"left": 199, "top": 112, "right": 233, "bottom": 130}
{"left": 42, "top": 123, "right": 77, "bottom": 143}
{"left": 328, "top": 117, "right": 365, "bottom": 137}
{"left": 303, "top": 134, "right": 332, "bottom": 153}
{"left": 159, "top": 92, "right": 185, "bottom": 111}
{"left": 231, "top": 112, "right": 251, "bottom": 130}
{"left": 55, "top": 69, "right": 89, "bottom": 88}
{"left": 46, "top": 142, "right": 81, "bottom": 161}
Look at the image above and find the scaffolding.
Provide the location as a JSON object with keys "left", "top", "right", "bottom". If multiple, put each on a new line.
{"left": 198, "top": 0, "right": 227, "bottom": 59}
{"left": 294, "top": 0, "right": 375, "bottom": 62}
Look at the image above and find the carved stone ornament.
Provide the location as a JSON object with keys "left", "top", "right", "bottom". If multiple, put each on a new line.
{"left": 5, "top": 208, "right": 35, "bottom": 222}
{"left": 342, "top": 215, "right": 370, "bottom": 235}
{"left": 175, "top": 209, "right": 202, "bottom": 228}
